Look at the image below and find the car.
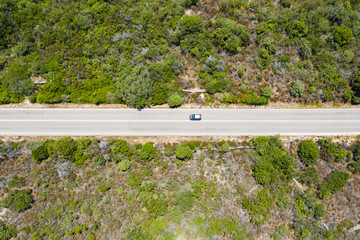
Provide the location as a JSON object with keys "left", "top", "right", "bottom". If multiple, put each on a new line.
{"left": 189, "top": 114, "right": 202, "bottom": 120}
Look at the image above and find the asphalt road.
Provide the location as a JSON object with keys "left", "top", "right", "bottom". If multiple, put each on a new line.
{"left": 0, "top": 108, "right": 359, "bottom": 136}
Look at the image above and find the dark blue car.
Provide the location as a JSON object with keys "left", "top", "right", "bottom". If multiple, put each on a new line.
{"left": 189, "top": 114, "right": 202, "bottom": 120}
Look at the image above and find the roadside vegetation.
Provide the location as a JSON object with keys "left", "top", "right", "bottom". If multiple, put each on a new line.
{"left": 1, "top": 136, "right": 359, "bottom": 239}
{"left": 0, "top": 0, "right": 359, "bottom": 107}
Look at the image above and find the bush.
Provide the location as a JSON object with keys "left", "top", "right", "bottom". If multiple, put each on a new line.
{"left": 178, "top": 15, "right": 204, "bottom": 37}
{"left": 143, "top": 194, "right": 168, "bottom": 218}
{"left": 110, "top": 139, "right": 131, "bottom": 156}
{"left": 290, "top": 81, "right": 305, "bottom": 97}
{"left": 118, "top": 160, "right": 132, "bottom": 171}
{"left": 351, "top": 142, "right": 360, "bottom": 161}
{"left": 0, "top": 221, "right": 17, "bottom": 240}
{"left": 55, "top": 137, "right": 77, "bottom": 160}
{"left": 298, "top": 39, "right": 312, "bottom": 60}
{"left": 126, "top": 224, "right": 154, "bottom": 240}
{"left": 139, "top": 143, "right": 156, "bottom": 161}
{"left": 343, "top": 50, "right": 354, "bottom": 62}
{"left": 332, "top": 26, "right": 353, "bottom": 47}
{"left": 92, "top": 156, "right": 105, "bottom": 166}
{"left": 168, "top": 94, "right": 184, "bottom": 108}
{"left": 1, "top": 63, "right": 35, "bottom": 96}
{"left": 242, "top": 189, "right": 273, "bottom": 225}
{"left": 219, "top": 140, "right": 230, "bottom": 154}
{"left": 348, "top": 161, "right": 360, "bottom": 174}
{"left": 243, "top": 92, "right": 269, "bottom": 105}
{"left": 317, "top": 138, "right": 350, "bottom": 162}
{"left": 297, "top": 140, "right": 319, "bottom": 166}
{"left": 7, "top": 176, "right": 26, "bottom": 188}
{"left": 2, "top": 189, "right": 33, "bottom": 212}
{"left": 126, "top": 172, "right": 143, "bottom": 187}
{"left": 32, "top": 144, "right": 49, "bottom": 163}
{"left": 257, "top": 48, "right": 271, "bottom": 70}
{"left": 317, "top": 170, "right": 350, "bottom": 199}
{"left": 260, "top": 86, "right": 273, "bottom": 99}
{"left": 175, "top": 143, "right": 193, "bottom": 160}
{"left": 299, "top": 167, "right": 319, "bottom": 186}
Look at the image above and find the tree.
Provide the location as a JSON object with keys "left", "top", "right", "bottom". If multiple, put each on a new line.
{"left": 55, "top": 137, "right": 77, "bottom": 160}
{"left": 176, "top": 143, "right": 193, "bottom": 160}
{"left": 0, "top": 221, "right": 17, "bottom": 240}
{"left": 2, "top": 189, "right": 33, "bottom": 212}
{"left": 168, "top": 94, "right": 184, "bottom": 108}
{"left": 290, "top": 81, "right": 305, "bottom": 97}
{"left": 117, "top": 65, "right": 153, "bottom": 108}
{"left": 139, "top": 143, "right": 156, "bottom": 161}
{"left": 297, "top": 140, "right": 319, "bottom": 166}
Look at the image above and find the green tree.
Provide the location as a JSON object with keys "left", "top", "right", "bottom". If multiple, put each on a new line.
{"left": 290, "top": 81, "right": 305, "bottom": 97}
{"left": 168, "top": 94, "right": 184, "bottom": 108}
{"left": 55, "top": 137, "right": 77, "bottom": 160}
{"left": 297, "top": 140, "right": 319, "bottom": 166}
{"left": 0, "top": 221, "right": 17, "bottom": 240}
{"left": 139, "top": 143, "right": 156, "bottom": 161}
{"left": 2, "top": 189, "right": 33, "bottom": 212}
{"left": 117, "top": 66, "right": 153, "bottom": 108}
{"left": 219, "top": 140, "right": 230, "bottom": 154}
{"left": 176, "top": 143, "right": 193, "bottom": 160}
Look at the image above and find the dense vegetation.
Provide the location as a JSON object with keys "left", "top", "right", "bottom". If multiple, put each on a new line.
{"left": 0, "top": 136, "right": 359, "bottom": 239}
{"left": 0, "top": 0, "right": 359, "bottom": 107}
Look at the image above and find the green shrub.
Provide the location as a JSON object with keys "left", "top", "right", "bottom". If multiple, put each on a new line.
{"left": 348, "top": 161, "right": 360, "bottom": 174}
{"left": 242, "top": 189, "right": 273, "bottom": 225}
{"left": 271, "top": 225, "right": 291, "bottom": 240}
{"left": 317, "top": 138, "right": 350, "bottom": 162}
{"left": 139, "top": 143, "right": 156, "bottom": 161}
{"left": 173, "top": 190, "right": 195, "bottom": 212}
{"left": 7, "top": 176, "right": 26, "bottom": 188}
{"left": 250, "top": 136, "right": 294, "bottom": 185}
{"left": 299, "top": 167, "right": 319, "bottom": 186}
{"left": 126, "top": 172, "right": 143, "bottom": 187}
{"left": 2, "top": 63, "right": 35, "bottom": 96}
{"left": 332, "top": 26, "right": 353, "bottom": 47}
{"left": 92, "top": 156, "right": 105, "bottom": 166}
{"left": 297, "top": 140, "right": 319, "bottom": 166}
{"left": 126, "top": 224, "right": 154, "bottom": 240}
{"left": 257, "top": 48, "right": 271, "bottom": 70}
{"left": 187, "top": 141, "right": 201, "bottom": 151}
{"left": 314, "top": 204, "right": 326, "bottom": 219}
{"left": 219, "top": 140, "right": 230, "bottom": 154}
{"left": 118, "top": 160, "right": 132, "bottom": 171}
{"left": 178, "top": 15, "right": 204, "bottom": 37}
{"left": 143, "top": 194, "right": 168, "bottom": 218}
{"left": 32, "top": 144, "right": 50, "bottom": 163}
{"left": 290, "top": 81, "right": 305, "bottom": 97}
{"left": 243, "top": 92, "right": 269, "bottom": 105}
{"left": 110, "top": 139, "right": 131, "bottom": 156}
{"left": 351, "top": 142, "right": 360, "bottom": 161}
{"left": 55, "top": 137, "right": 77, "bottom": 160}
{"left": 168, "top": 94, "right": 184, "bottom": 108}
{"left": 260, "top": 37, "right": 276, "bottom": 55}
{"left": 0, "top": 221, "right": 17, "bottom": 240}
{"left": 343, "top": 50, "right": 354, "bottom": 62}
{"left": 175, "top": 143, "right": 193, "bottom": 160}
{"left": 298, "top": 39, "right": 312, "bottom": 60}
{"left": 317, "top": 170, "right": 350, "bottom": 199}
{"left": 2, "top": 189, "right": 33, "bottom": 212}
{"left": 260, "top": 86, "right": 273, "bottom": 99}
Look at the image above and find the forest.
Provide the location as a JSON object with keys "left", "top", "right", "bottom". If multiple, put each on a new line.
{"left": 0, "top": 0, "right": 359, "bottom": 108}
{"left": 1, "top": 136, "right": 360, "bottom": 239}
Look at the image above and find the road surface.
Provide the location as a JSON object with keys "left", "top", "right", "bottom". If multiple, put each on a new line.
{"left": 0, "top": 108, "right": 359, "bottom": 136}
